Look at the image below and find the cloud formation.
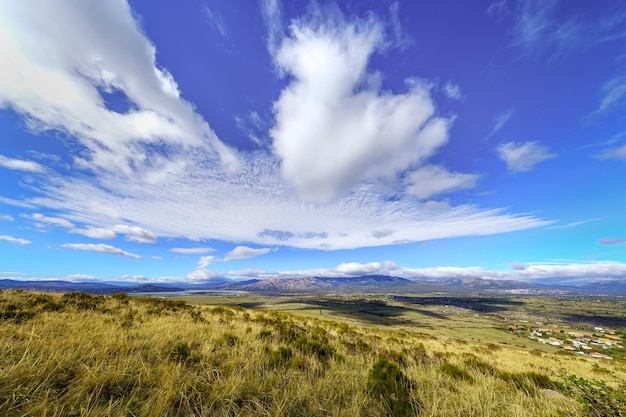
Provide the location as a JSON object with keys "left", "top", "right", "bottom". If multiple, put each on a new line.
{"left": 405, "top": 165, "right": 478, "bottom": 199}
{"left": 0, "top": 235, "right": 31, "bottom": 245}
{"left": 0, "top": 0, "right": 239, "bottom": 180}
{"left": 497, "top": 141, "right": 555, "bottom": 173}
{"left": 22, "top": 213, "right": 156, "bottom": 243}
{"left": 61, "top": 243, "right": 141, "bottom": 259}
{"left": 595, "top": 144, "right": 626, "bottom": 162}
{"left": 223, "top": 246, "right": 273, "bottom": 262}
{"left": 0, "top": 0, "right": 551, "bottom": 253}
{"left": 270, "top": 15, "right": 457, "bottom": 201}
{"left": 598, "top": 237, "right": 626, "bottom": 246}
{"left": 170, "top": 247, "right": 215, "bottom": 254}
{"left": 0, "top": 155, "right": 45, "bottom": 172}
{"left": 219, "top": 260, "right": 626, "bottom": 285}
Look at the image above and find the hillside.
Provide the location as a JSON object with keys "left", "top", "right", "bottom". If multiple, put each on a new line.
{"left": 1, "top": 290, "right": 625, "bottom": 416}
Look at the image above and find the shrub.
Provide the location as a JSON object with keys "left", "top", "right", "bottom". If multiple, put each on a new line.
{"left": 367, "top": 357, "right": 417, "bottom": 417}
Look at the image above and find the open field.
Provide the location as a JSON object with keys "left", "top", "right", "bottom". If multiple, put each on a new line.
{"left": 1, "top": 290, "right": 625, "bottom": 416}
{"left": 167, "top": 292, "right": 626, "bottom": 352}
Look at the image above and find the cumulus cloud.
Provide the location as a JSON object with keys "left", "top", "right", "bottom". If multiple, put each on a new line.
{"left": 0, "top": 155, "right": 45, "bottom": 172}
{"left": 497, "top": 141, "right": 556, "bottom": 173}
{"left": 270, "top": 15, "right": 455, "bottom": 201}
{"left": 0, "top": 0, "right": 239, "bottom": 180}
{"left": 405, "top": 165, "right": 478, "bottom": 199}
{"left": 61, "top": 243, "right": 141, "bottom": 259}
{"left": 335, "top": 262, "right": 383, "bottom": 275}
{"left": 1, "top": 1, "right": 550, "bottom": 252}
{"left": 0, "top": 235, "right": 31, "bottom": 245}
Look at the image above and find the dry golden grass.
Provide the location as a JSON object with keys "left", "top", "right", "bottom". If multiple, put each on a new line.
{"left": 0, "top": 290, "right": 624, "bottom": 416}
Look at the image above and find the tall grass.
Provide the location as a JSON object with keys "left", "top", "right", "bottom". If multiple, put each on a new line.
{"left": 0, "top": 290, "right": 623, "bottom": 416}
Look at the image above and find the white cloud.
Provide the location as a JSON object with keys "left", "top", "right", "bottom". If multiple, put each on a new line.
{"left": 1, "top": 2, "right": 551, "bottom": 252}
{"left": 226, "top": 260, "right": 626, "bottom": 285}
{"left": 72, "top": 226, "right": 117, "bottom": 240}
{"left": 111, "top": 224, "right": 157, "bottom": 243}
{"left": 198, "top": 255, "right": 217, "bottom": 269}
{"left": 27, "top": 213, "right": 75, "bottom": 229}
{"left": 0, "top": 155, "right": 45, "bottom": 172}
{"left": 595, "top": 144, "right": 626, "bottom": 162}
{"left": 22, "top": 213, "right": 156, "bottom": 243}
{"left": 0, "top": 0, "right": 239, "bottom": 180}
{"left": 61, "top": 243, "right": 141, "bottom": 259}
{"left": 65, "top": 273, "right": 96, "bottom": 280}
{"left": 0, "top": 215, "right": 14, "bottom": 221}
{"left": 591, "top": 77, "right": 626, "bottom": 117}
{"left": 223, "top": 246, "right": 272, "bottom": 262}
{"left": 486, "top": 109, "right": 514, "bottom": 139}
{"left": 405, "top": 165, "right": 478, "bottom": 199}
{"left": 270, "top": 16, "right": 454, "bottom": 201}
{"left": 171, "top": 247, "right": 215, "bottom": 254}
{"left": 443, "top": 81, "right": 463, "bottom": 101}
{"left": 497, "top": 141, "right": 556, "bottom": 173}
{"left": 0, "top": 235, "right": 31, "bottom": 245}
{"left": 203, "top": 6, "right": 227, "bottom": 38}
{"left": 259, "top": 0, "right": 284, "bottom": 55}
{"left": 335, "top": 262, "right": 383, "bottom": 276}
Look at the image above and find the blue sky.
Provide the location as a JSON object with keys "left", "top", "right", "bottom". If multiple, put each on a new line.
{"left": 1, "top": 0, "right": 626, "bottom": 285}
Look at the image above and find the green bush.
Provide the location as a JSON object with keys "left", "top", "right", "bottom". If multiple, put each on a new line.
{"left": 367, "top": 357, "right": 417, "bottom": 417}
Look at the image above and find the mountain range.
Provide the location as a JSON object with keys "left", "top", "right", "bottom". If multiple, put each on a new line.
{"left": 1, "top": 276, "right": 624, "bottom": 296}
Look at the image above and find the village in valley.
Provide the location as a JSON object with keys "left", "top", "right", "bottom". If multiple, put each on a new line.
{"left": 505, "top": 323, "right": 625, "bottom": 360}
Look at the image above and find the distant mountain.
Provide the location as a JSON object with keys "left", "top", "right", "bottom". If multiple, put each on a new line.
{"left": 0, "top": 279, "right": 123, "bottom": 294}
{"left": 1, "top": 277, "right": 623, "bottom": 296}
{"left": 223, "top": 275, "right": 413, "bottom": 292}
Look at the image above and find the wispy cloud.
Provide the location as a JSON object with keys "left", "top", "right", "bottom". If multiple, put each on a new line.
{"left": 598, "top": 237, "right": 626, "bottom": 246}
{"left": 203, "top": 5, "right": 228, "bottom": 38}
{"left": 259, "top": 0, "right": 284, "bottom": 55}
{"left": 442, "top": 81, "right": 463, "bottom": 101}
{"left": 171, "top": 247, "right": 215, "bottom": 254}
{"left": 0, "top": 0, "right": 551, "bottom": 253}
{"left": 22, "top": 213, "right": 157, "bottom": 243}
{"left": 546, "top": 219, "right": 599, "bottom": 230}
{"left": 61, "top": 243, "right": 141, "bottom": 259}
{"left": 595, "top": 144, "right": 626, "bottom": 162}
{"left": 588, "top": 76, "right": 626, "bottom": 120}
{"left": 0, "top": 235, "right": 31, "bottom": 245}
{"left": 493, "top": 0, "right": 626, "bottom": 57}
{"left": 497, "top": 141, "right": 556, "bottom": 173}
{"left": 0, "top": 215, "right": 14, "bottom": 222}
{"left": 486, "top": 109, "right": 514, "bottom": 139}
{"left": 0, "top": 155, "right": 45, "bottom": 173}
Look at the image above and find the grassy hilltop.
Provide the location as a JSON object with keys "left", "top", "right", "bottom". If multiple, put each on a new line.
{"left": 1, "top": 290, "right": 625, "bottom": 416}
